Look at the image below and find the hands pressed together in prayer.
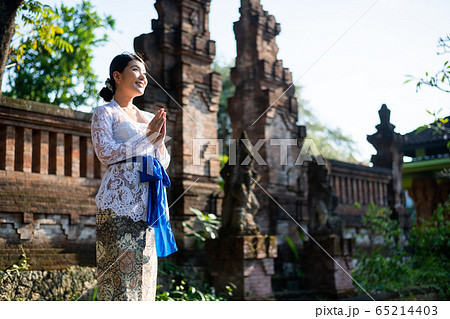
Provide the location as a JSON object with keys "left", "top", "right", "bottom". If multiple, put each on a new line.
{"left": 147, "top": 108, "right": 166, "bottom": 148}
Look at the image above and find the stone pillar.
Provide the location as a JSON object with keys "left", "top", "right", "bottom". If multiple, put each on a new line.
{"left": 0, "top": 125, "right": 15, "bottom": 171}
{"left": 40, "top": 131, "right": 49, "bottom": 175}
{"left": 303, "top": 235, "right": 355, "bottom": 298}
{"left": 303, "top": 159, "right": 356, "bottom": 297}
{"left": 367, "top": 104, "right": 408, "bottom": 228}
{"left": 206, "top": 235, "right": 277, "bottom": 300}
{"left": 56, "top": 132, "right": 65, "bottom": 176}
{"left": 71, "top": 135, "right": 80, "bottom": 177}
{"left": 23, "top": 128, "right": 32, "bottom": 173}
{"left": 134, "top": 0, "right": 222, "bottom": 251}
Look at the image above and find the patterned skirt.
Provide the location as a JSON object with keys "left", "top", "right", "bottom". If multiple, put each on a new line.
{"left": 96, "top": 208, "right": 158, "bottom": 301}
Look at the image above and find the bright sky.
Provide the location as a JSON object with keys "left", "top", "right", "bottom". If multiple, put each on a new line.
{"left": 34, "top": 1, "right": 450, "bottom": 161}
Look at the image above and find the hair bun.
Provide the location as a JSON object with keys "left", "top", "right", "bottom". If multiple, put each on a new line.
{"left": 99, "top": 86, "right": 114, "bottom": 102}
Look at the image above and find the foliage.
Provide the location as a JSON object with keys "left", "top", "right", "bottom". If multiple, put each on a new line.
{"left": 182, "top": 207, "right": 220, "bottom": 249}
{"left": 8, "top": 0, "right": 73, "bottom": 70}
{"left": 0, "top": 246, "right": 30, "bottom": 280}
{"left": 405, "top": 35, "right": 450, "bottom": 148}
{"left": 296, "top": 85, "right": 359, "bottom": 163}
{"left": 352, "top": 203, "right": 410, "bottom": 293}
{"left": 218, "top": 154, "right": 228, "bottom": 191}
{"left": 414, "top": 109, "right": 450, "bottom": 150}
{"left": 352, "top": 200, "right": 450, "bottom": 299}
{"left": 156, "top": 260, "right": 234, "bottom": 301}
{"left": 4, "top": 0, "right": 115, "bottom": 109}
{"left": 405, "top": 35, "right": 450, "bottom": 94}
{"left": 285, "top": 227, "right": 307, "bottom": 278}
{"left": 91, "top": 286, "right": 97, "bottom": 301}
{"left": 160, "top": 207, "right": 232, "bottom": 300}
{"left": 359, "top": 202, "right": 402, "bottom": 254}
{"left": 285, "top": 232, "right": 304, "bottom": 278}
{"left": 0, "top": 246, "right": 31, "bottom": 301}
{"left": 407, "top": 200, "right": 450, "bottom": 297}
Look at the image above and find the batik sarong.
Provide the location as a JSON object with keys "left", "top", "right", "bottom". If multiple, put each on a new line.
{"left": 96, "top": 208, "right": 158, "bottom": 301}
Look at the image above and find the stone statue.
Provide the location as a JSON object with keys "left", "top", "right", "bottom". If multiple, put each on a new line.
{"left": 220, "top": 131, "right": 261, "bottom": 237}
{"left": 307, "top": 159, "right": 342, "bottom": 237}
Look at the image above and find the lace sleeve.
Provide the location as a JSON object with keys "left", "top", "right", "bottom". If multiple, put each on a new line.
{"left": 155, "top": 143, "right": 171, "bottom": 170}
{"left": 91, "top": 105, "right": 152, "bottom": 165}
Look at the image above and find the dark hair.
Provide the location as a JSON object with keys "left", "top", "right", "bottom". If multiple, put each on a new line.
{"left": 99, "top": 53, "right": 146, "bottom": 102}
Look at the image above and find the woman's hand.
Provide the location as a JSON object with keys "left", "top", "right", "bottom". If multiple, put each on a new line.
{"left": 147, "top": 108, "right": 166, "bottom": 145}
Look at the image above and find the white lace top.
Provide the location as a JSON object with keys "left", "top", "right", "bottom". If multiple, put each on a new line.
{"left": 91, "top": 99, "right": 170, "bottom": 222}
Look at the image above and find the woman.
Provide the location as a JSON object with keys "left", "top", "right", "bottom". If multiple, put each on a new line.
{"left": 91, "top": 53, "right": 176, "bottom": 301}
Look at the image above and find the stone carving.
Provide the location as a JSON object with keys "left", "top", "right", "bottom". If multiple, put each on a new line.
{"left": 220, "top": 131, "right": 261, "bottom": 236}
{"left": 307, "top": 159, "right": 342, "bottom": 237}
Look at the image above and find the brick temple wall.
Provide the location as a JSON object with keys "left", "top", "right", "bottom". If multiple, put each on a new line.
{"left": 329, "top": 160, "right": 392, "bottom": 228}
{"left": 0, "top": 96, "right": 105, "bottom": 269}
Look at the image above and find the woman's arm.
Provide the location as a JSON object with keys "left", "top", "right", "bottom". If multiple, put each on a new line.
{"left": 91, "top": 105, "right": 154, "bottom": 165}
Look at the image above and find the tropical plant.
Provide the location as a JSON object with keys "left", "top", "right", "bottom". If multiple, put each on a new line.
{"left": 156, "top": 260, "right": 234, "bottom": 301}
{"left": 352, "top": 200, "right": 450, "bottom": 299}
{"left": 182, "top": 207, "right": 220, "bottom": 249}
{"left": 0, "top": 0, "right": 74, "bottom": 91}
{"left": 0, "top": 245, "right": 30, "bottom": 279}
{"left": 8, "top": 0, "right": 73, "bottom": 69}
{"left": 284, "top": 227, "right": 306, "bottom": 278}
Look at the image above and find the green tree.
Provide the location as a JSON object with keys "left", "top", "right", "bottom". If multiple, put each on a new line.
{"left": 9, "top": 1, "right": 73, "bottom": 69}
{"left": 0, "top": 0, "right": 72, "bottom": 92}
{"left": 4, "top": 0, "right": 114, "bottom": 109}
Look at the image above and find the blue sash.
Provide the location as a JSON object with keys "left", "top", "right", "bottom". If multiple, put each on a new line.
{"left": 113, "top": 156, "right": 177, "bottom": 257}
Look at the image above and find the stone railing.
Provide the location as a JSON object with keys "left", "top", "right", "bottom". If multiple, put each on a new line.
{"left": 328, "top": 159, "right": 392, "bottom": 228}
{"left": 0, "top": 96, "right": 105, "bottom": 270}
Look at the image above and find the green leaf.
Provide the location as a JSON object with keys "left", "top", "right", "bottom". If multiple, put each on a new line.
{"left": 415, "top": 125, "right": 429, "bottom": 134}
{"left": 285, "top": 235, "right": 299, "bottom": 260}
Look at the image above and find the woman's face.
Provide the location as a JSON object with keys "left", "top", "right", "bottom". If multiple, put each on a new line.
{"left": 114, "top": 60, "right": 148, "bottom": 97}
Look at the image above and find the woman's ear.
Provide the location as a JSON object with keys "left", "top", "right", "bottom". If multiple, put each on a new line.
{"left": 113, "top": 71, "right": 121, "bottom": 84}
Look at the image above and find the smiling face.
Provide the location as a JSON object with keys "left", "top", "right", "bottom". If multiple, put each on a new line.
{"left": 113, "top": 60, "right": 148, "bottom": 99}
